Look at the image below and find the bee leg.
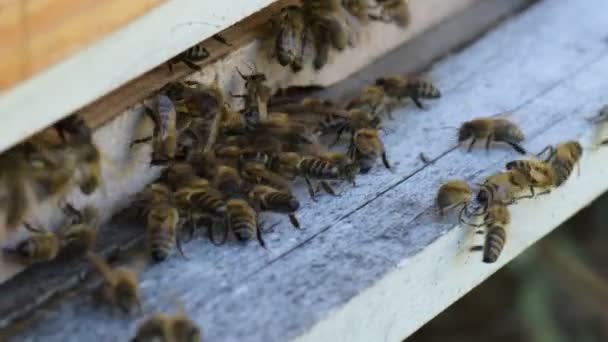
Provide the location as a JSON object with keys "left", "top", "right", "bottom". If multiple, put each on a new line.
{"left": 304, "top": 177, "right": 318, "bottom": 201}
{"left": 181, "top": 59, "right": 202, "bottom": 72}
{"left": 467, "top": 138, "right": 477, "bottom": 152}
{"left": 536, "top": 145, "right": 555, "bottom": 161}
{"left": 320, "top": 181, "right": 337, "bottom": 196}
{"left": 229, "top": 92, "right": 248, "bottom": 98}
{"left": 470, "top": 246, "right": 484, "bottom": 252}
{"left": 255, "top": 226, "right": 267, "bottom": 249}
{"left": 381, "top": 151, "right": 391, "bottom": 169}
{"left": 175, "top": 234, "right": 188, "bottom": 260}
{"left": 485, "top": 134, "right": 494, "bottom": 152}
{"left": 212, "top": 34, "right": 232, "bottom": 46}
{"left": 130, "top": 136, "right": 153, "bottom": 147}
{"left": 330, "top": 125, "right": 347, "bottom": 147}
{"left": 167, "top": 62, "right": 175, "bottom": 73}
{"left": 475, "top": 230, "right": 485, "bottom": 235}
{"left": 504, "top": 141, "right": 527, "bottom": 155}
{"left": 23, "top": 222, "right": 45, "bottom": 234}
{"left": 410, "top": 96, "right": 425, "bottom": 109}
{"left": 208, "top": 221, "right": 228, "bottom": 246}
{"left": 288, "top": 214, "right": 301, "bottom": 229}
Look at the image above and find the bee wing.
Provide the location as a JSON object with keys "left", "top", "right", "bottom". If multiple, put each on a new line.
{"left": 156, "top": 95, "right": 178, "bottom": 141}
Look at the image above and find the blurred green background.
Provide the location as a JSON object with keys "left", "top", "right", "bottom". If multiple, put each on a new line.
{"left": 406, "top": 192, "right": 608, "bottom": 342}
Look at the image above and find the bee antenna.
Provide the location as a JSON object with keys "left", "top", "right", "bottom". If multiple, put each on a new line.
{"left": 235, "top": 67, "right": 246, "bottom": 80}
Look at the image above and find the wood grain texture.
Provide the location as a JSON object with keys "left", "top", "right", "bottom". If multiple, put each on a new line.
{"left": 0, "top": 0, "right": 164, "bottom": 90}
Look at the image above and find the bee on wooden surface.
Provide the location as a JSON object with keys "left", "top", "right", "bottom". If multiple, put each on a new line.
{"left": 131, "top": 95, "right": 178, "bottom": 166}
{"left": 466, "top": 204, "right": 511, "bottom": 263}
{"left": 249, "top": 185, "right": 301, "bottom": 228}
{"left": 167, "top": 43, "right": 209, "bottom": 72}
{"left": 132, "top": 308, "right": 202, "bottom": 342}
{"left": 375, "top": 75, "right": 440, "bottom": 109}
{"left": 297, "top": 152, "right": 358, "bottom": 199}
{"left": 476, "top": 170, "right": 532, "bottom": 208}
{"left": 246, "top": 112, "right": 319, "bottom": 146}
{"left": 137, "top": 183, "right": 184, "bottom": 262}
{"left": 538, "top": 140, "right": 582, "bottom": 187}
{"left": 240, "top": 162, "right": 292, "bottom": 192}
{"left": 57, "top": 204, "right": 99, "bottom": 255}
{"left": 349, "top": 128, "right": 390, "bottom": 173}
{"left": 212, "top": 165, "right": 243, "bottom": 198}
{"left": 369, "top": 0, "right": 411, "bottom": 27}
{"left": 274, "top": 5, "right": 308, "bottom": 72}
{"left": 436, "top": 179, "right": 473, "bottom": 218}
{"left": 225, "top": 198, "right": 265, "bottom": 248}
{"left": 87, "top": 252, "right": 141, "bottom": 314}
{"left": 172, "top": 177, "right": 227, "bottom": 220}
{"left": 457, "top": 117, "right": 526, "bottom": 154}
{"left": 3, "top": 223, "right": 59, "bottom": 265}
{"left": 505, "top": 157, "right": 556, "bottom": 194}
{"left": 346, "top": 85, "right": 390, "bottom": 119}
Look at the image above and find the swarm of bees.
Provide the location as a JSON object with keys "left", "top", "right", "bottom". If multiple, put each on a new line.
{"left": 437, "top": 139, "right": 583, "bottom": 263}
{"left": 273, "top": 0, "right": 411, "bottom": 71}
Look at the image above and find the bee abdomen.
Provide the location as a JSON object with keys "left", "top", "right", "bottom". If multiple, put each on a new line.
{"left": 193, "top": 192, "right": 226, "bottom": 216}
{"left": 14, "top": 234, "right": 59, "bottom": 264}
{"left": 409, "top": 80, "right": 441, "bottom": 98}
{"left": 299, "top": 158, "right": 339, "bottom": 179}
{"left": 230, "top": 215, "right": 257, "bottom": 242}
{"left": 482, "top": 226, "right": 506, "bottom": 263}
{"left": 183, "top": 44, "right": 209, "bottom": 62}
{"left": 148, "top": 229, "right": 175, "bottom": 262}
{"left": 262, "top": 192, "right": 300, "bottom": 213}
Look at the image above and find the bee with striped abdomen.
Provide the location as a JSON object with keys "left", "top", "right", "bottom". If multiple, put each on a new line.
{"left": 349, "top": 128, "right": 390, "bottom": 173}
{"left": 458, "top": 117, "right": 526, "bottom": 154}
{"left": 538, "top": 140, "right": 582, "bottom": 187}
{"left": 167, "top": 43, "right": 209, "bottom": 72}
{"left": 225, "top": 199, "right": 265, "bottom": 248}
{"left": 466, "top": 204, "right": 511, "bottom": 263}
{"left": 249, "top": 185, "right": 301, "bottom": 228}
{"left": 375, "top": 76, "right": 440, "bottom": 109}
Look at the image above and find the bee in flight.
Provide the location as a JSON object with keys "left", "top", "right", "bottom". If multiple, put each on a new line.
{"left": 457, "top": 117, "right": 526, "bottom": 154}
{"left": 87, "top": 252, "right": 142, "bottom": 314}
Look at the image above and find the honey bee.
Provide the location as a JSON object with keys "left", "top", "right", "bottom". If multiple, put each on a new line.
{"left": 375, "top": 75, "right": 440, "bottom": 109}
{"left": 369, "top": 0, "right": 411, "bottom": 27}
{"left": 225, "top": 198, "right": 265, "bottom": 248}
{"left": 87, "top": 252, "right": 141, "bottom": 314}
{"left": 131, "top": 95, "right": 178, "bottom": 166}
{"left": 476, "top": 170, "right": 532, "bottom": 208}
{"left": 212, "top": 165, "right": 243, "bottom": 198}
{"left": 167, "top": 43, "right": 209, "bottom": 72}
{"left": 240, "top": 161, "right": 292, "bottom": 191}
{"left": 57, "top": 204, "right": 99, "bottom": 255}
{"left": 249, "top": 185, "right": 301, "bottom": 228}
{"left": 297, "top": 152, "right": 359, "bottom": 199}
{"left": 466, "top": 204, "right": 511, "bottom": 263}
{"left": 457, "top": 117, "right": 526, "bottom": 154}
{"left": 137, "top": 183, "right": 184, "bottom": 262}
{"left": 436, "top": 179, "right": 473, "bottom": 217}
{"left": 132, "top": 310, "right": 202, "bottom": 342}
{"left": 274, "top": 5, "right": 308, "bottom": 72}
{"left": 3, "top": 223, "right": 59, "bottom": 264}
{"left": 349, "top": 128, "right": 390, "bottom": 173}
{"left": 302, "top": 0, "right": 348, "bottom": 70}
{"left": 346, "top": 85, "right": 389, "bottom": 119}
{"left": 505, "top": 157, "right": 556, "bottom": 194}
{"left": 233, "top": 67, "right": 271, "bottom": 123}
{"left": 172, "top": 176, "right": 227, "bottom": 220}
{"left": 538, "top": 141, "right": 583, "bottom": 186}
{"left": 54, "top": 114, "right": 93, "bottom": 143}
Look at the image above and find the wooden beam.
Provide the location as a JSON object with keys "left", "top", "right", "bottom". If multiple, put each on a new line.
{"left": 0, "top": 0, "right": 165, "bottom": 90}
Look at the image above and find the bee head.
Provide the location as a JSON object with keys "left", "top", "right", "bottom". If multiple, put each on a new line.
{"left": 457, "top": 123, "right": 473, "bottom": 142}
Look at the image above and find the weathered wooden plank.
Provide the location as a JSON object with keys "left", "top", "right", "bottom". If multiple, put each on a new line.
{"left": 9, "top": 0, "right": 608, "bottom": 341}
{"left": 0, "top": 0, "right": 165, "bottom": 90}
